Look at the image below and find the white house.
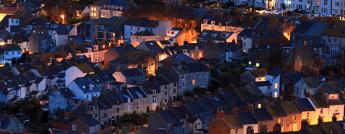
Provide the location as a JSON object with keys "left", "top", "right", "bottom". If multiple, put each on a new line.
{"left": 0, "top": 44, "right": 22, "bottom": 60}
{"left": 88, "top": 0, "right": 130, "bottom": 19}
{"left": 64, "top": 63, "right": 95, "bottom": 87}
{"left": 6, "top": 17, "right": 19, "bottom": 33}
{"left": 68, "top": 77, "right": 101, "bottom": 101}
{"left": 238, "top": 28, "right": 253, "bottom": 53}
{"left": 49, "top": 90, "right": 68, "bottom": 113}
{"left": 52, "top": 25, "right": 69, "bottom": 47}
{"left": 124, "top": 19, "right": 172, "bottom": 40}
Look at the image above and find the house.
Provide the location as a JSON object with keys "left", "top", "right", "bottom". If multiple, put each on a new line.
{"left": 281, "top": 71, "right": 304, "bottom": 97}
{"left": 310, "top": 85, "right": 345, "bottom": 123}
{"left": 208, "top": 111, "right": 244, "bottom": 134}
{"left": 89, "top": 0, "right": 131, "bottom": 19}
{"left": 123, "top": 86, "right": 149, "bottom": 113}
{"left": 237, "top": 28, "right": 253, "bottom": 53}
{"left": 0, "top": 114, "right": 24, "bottom": 133}
{"left": 65, "top": 63, "right": 95, "bottom": 87}
{"left": 124, "top": 19, "right": 172, "bottom": 40}
{"left": 204, "top": 43, "right": 242, "bottom": 63}
{"left": 295, "top": 98, "right": 318, "bottom": 125}
{"left": 109, "top": 50, "right": 157, "bottom": 75}
{"left": 279, "top": 101, "right": 302, "bottom": 132}
{"left": 52, "top": 25, "right": 70, "bottom": 47}
{"left": 88, "top": 90, "right": 130, "bottom": 124}
{"left": 240, "top": 69, "right": 268, "bottom": 84}
{"left": 51, "top": 113, "right": 101, "bottom": 134}
{"left": 113, "top": 68, "right": 146, "bottom": 83}
{"left": 76, "top": 17, "right": 125, "bottom": 43}
{"left": 130, "top": 31, "right": 157, "bottom": 47}
{"left": 148, "top": 110, "right": 188, "bottom": 134}
{"left": 28, "top": 29, "right": 53, "bottom": 54}
{"left": 239, "top": 112, "right": 259, "bottom": 134}
{"left": 197, "top": 30, "right": 236, "bottom": 45}
{"left": 169, "top": 62, "right": 209, "bottom": 95}
{"left": 73, "top": 44, "right": 109, "bottom": 63}
{"left": 49, "top": 89, "right": 76, "bottom": 113}
{"left": 252, "top": 108, "right": 273, "bottom": 133}
{"left": 165, "top": 27, "right": 183, "bottom": 45}
{"left": 0, "top": 44, "right": 22, "bottom": 60}
{"left": 13, "top": 32, "right": 29, "bottom": 53}
{"left": 68, "top": 77, "right": 101, "bottom": 101}
{"left": 265, "top": 102, "right": 288, "bottom": 132}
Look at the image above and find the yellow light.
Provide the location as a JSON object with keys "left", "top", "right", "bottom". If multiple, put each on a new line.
{"left": 60, "top": 14, "right": 65, "bottom": 19}
{"left": 0, "top": 13, "right": 7, "bottom": 22}
{"left": 0, "top": 41, "right": 6, "bottom": 46}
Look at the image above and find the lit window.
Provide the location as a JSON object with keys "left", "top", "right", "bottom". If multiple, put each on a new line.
{"left": 258, "top": 103, "right": 262, "bottom": 109}
{"left": 256, "top": 63, "right": 260, "bottom": 67}
{"left": 274, "top": 83, "right": 278, "bottom": 89}
{"left": 192, "top": 80, "right": 196, "bottom": 85}
{"left": 274, "top": 92, "right": 278, "bottom": 98}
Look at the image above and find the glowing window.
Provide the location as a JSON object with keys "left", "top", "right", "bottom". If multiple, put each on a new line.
{"left": 192, "top": 80, "right": 196, "bottom": 85}
{"left": 274, "top": 83, "right": 278, "bottom": 89}
{"left": 274, "top": 92, "right": 278, "bottom": 98}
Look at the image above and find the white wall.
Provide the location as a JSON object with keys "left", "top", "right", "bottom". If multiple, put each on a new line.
{"left": 65, "top": 66, "right": 85, "bottom": 87}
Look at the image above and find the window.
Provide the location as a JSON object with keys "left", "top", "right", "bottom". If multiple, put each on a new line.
{"left": 274, "top": 83, "right": 279, "bottom": 89}
{"left": 258, "top": 103, "right": 262, "bottom": 109}
{"left": 192, "top": 80, "right": 196, "bottom": 85}
{"left": 152, "top": 97, "right": 157, "bottom": 103}
{"left": 274, "top": 92, "right": 278, "bottom": 98}
{"left": 152, "top": 90, "right": 156, "bottom": 94}
{"left": 117, "top": 108, "right": 119, "bottom": 113}
{"left": 181, "top": 75, "right": 185, "bottom": 80}
{"left": 72, "top": 124, "right": 76, "bottom": 130}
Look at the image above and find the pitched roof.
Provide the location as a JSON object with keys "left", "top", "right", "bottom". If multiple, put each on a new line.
{"left": 125, "top": 19, "right": 159, "bottom": 28}
{"left": 0, "top": 44, "right": 21, "bottom": 52}
{"left": 239, "top": 112, "right": 257, "bottom": 124}
{"left": 121, "top": 68, "right": 146, "bottom": 77}
{"left": 72, "top": 77, "right": 100, "bottom": 94}
{"left": 252, "top": 108, "right": 273, "bottom": 121}
{"left": 295, "top": 98, "right": 315, "bottom": 111}
{"left": 280, "top": 101, "right": 300, "bottom": 114}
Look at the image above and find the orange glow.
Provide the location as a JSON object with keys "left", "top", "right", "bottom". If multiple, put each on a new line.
{"left": 0, "top": 41, "right": 5, "bottom": 46}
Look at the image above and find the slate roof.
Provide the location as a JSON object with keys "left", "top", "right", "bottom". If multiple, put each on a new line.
{"left": 238, "top": 28, "right": 253, "bottom": 37}
{"left": 198, "top": 30, "right": 233, "bottom": 40}
{"left": 183, "top": 62, "right": 209, "bottom": 73}
{"left": 255, "top": 81, "right": 272, "bottom": 87}
{"left": 125, "top": 19, "right": 159, "bottom": 28}
{"left": 121, "top": 68, "right": 146, "bottom": 77}
{"left": 0, "top": 44, "right": 22, "bottom": 52}
{"left": 55, "top": 25, "right": 70, "bottom": 35}
{"left": 267, "top": 67, "right": 281, "bottom": 76}
{"left": 111, "top": 51, "right": 151, "bottom": 65}
{"left": 239, "top": 112, "right": 257, "bottom": 124}
{"left": 281, "top": 72, "right": 304, "bottom": 85}
{"left": 94, "top": 0, "right": 129, "bottom": 9}
{"left": 295, "top": 98, "right": 315, "bottom": 111}
{"left": 170, "top": 54, "right": 196, "bottom": 64}
{"left": 125, "top": 86, "right": 146, "bottom": 99}
{"left": 72, "top": 77, "right": 100, "bottom": 94}
{"left": 266, "top": 102, "right": 287, "bottom": 117}
{"left": 252, "top": 108, "right": 273, "bottom": 121}
{"left": 280, "top": 101, "right": 300, "bottom": 114}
